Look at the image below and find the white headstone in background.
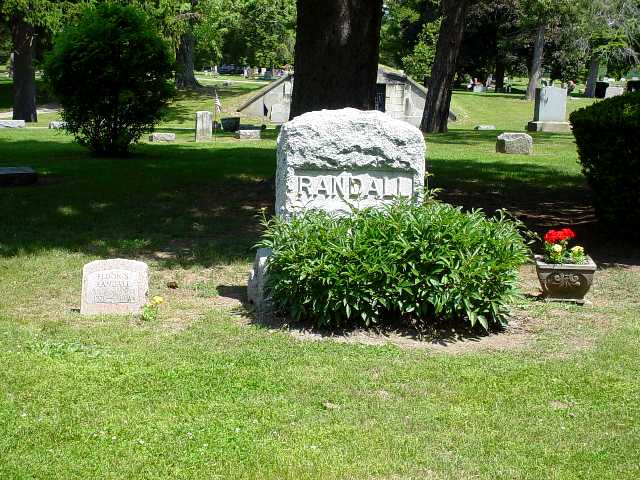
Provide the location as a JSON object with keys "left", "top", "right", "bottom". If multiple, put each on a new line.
{"left": 275, "top": 108, "right": 426, "bottom": 218}
{"left": 195, "top": 111, "right": 213, "bottom": 142}
{"left": 0, "top": 120, "right": 25, "bottom": 128}
{"left": 149, "top": 132, "right": 176, "bottom": 142}
{"left": 605, "top": 86, "right": 624, "bottom": 98}
{"left": 49, "top": 121, "right": 67, "bottom": 129}
{"left": 80, "top": 259, "right": 148, "bottom": 315}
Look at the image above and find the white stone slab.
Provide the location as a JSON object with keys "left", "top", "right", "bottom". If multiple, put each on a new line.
{"left": 270, "top": 103, "right": 290, "bottom": 124}
{"left": 149, "top": 132, "right": 176, "bottom": 142}
{"left": 533, "top": 86, "right": 567, "bottom": 122}
{"left": 604, "top": 86, "right": 624, "bottom": 98}
{"left": 275, "top": 108, "right": 426, "bottom": 218}
{"left": 195, "top": 111, "right": 213, "bottom": 142}
{"left": 80, "top": 259, "right": 148, "bottom": 315}
{"left": 0, "top": 120, "right": 26, "bottom": 128}
{"left": 49, "top": 121, "right": 67, "bottom": 129}
{"left": 496, "top": 133, "right": 533, "bottom": 155}
{"left": 235, "top": 129, "right": 261, "bottom": 140}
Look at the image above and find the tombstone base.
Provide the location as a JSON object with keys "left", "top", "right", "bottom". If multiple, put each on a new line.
{"left": 247, "top": 248, "right": 272, "bottom": 319}
{"left": 0, "top": 167, "right": 38, "bottom": 187}
{"left": 527, "top": 121, "right": 571, "bottom": 133}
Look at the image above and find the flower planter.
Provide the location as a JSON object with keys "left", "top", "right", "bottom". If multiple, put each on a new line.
{"left": 534, "top": 255, "right": 597, "bottom": 304}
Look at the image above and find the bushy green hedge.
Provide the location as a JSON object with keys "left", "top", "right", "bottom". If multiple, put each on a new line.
{"left": 570, "top": 92, "right": 640, "bottom": 233}
{"left": 44, "top": 3, "right": 174, "bottom": 156}
{"left": 259, "top": 201, "right": 529, "bottom": 331}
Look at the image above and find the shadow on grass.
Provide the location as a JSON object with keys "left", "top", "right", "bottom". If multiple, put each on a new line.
{"left": 1, "top": 136, "right": 638, "bottom": 268}
{"left": 0, "top": 138, "right": 276, "bottom": 267}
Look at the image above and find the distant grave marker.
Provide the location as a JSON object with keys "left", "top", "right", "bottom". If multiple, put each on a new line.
{"left": 195, "top": 111, "right": 213, "bottom": 142}
{"left": 149, "top": 132, "right": 176, "bottom": 142}
{"left": 0, "top": 120, "right": 25, "bottom": 128}
{"left": 81, "top": 259, "right": 148, "bottom": 315}
{"left": 0, "top": 166, "right": 38, "bottom": 186}
{"left": 527, "top": 86, "right": 571, "bottom": 133}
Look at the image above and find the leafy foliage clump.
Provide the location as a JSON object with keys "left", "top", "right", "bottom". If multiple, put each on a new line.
{"left": 570, "top": 92, "right": 640, "bottom": 235}
{"left": 259, "top": 200, "right": 529, "bottom": 331}
{"left": 44, "top": 2, "right": 174, "bottom": 156}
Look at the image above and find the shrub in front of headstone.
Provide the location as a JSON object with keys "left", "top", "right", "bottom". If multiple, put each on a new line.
{"left": 570, "top": 92, "right": 640, "bottom": 234}
{"left": 43, "top": 3, "right": 174, "bottom": 156}
{"left": 259, "top": 200, "right": 529, "bottom": 331}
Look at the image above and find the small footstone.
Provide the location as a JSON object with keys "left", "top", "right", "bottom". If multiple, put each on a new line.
{"left": 235, "top": 129, "right": 261, "bottom": 140}
{"left": 0, "top": 166, "right": 38, "bottom": 186}
{"left": 496, "top": 132, "right": 533, "bottom": 155}
{"left": 149, "top": 132, "right": 176, "bottom": 142}
{"left": 80, "top": 259, "right": 149, "bottom": 315}
{"left": 49, "top": 121, "right": 67, "bottom": 129}
{"left": 247, "top": 248, "right": 272, "bottom": 318}
{"left": 475, "top": 124, "right": 496, "bottom": 131}
{"left": 0, "top": 120, "right": 26, "bottom": 128}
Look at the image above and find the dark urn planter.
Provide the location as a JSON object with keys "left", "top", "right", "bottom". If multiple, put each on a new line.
{"left": 534, "top": 255, "right": 597, "bottom": 304}
{"left": 221, "top": 117, "right": 240, "bottom": 132}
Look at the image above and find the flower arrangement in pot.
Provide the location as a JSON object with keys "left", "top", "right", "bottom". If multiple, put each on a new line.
{"left": 535, "top": 228, "right": 597, "bottom": 304}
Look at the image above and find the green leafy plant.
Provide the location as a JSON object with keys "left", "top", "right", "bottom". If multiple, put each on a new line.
{"left": 258, "top": 199, "right": 530, "bottom": 331}
{"left": 570, "top": 92, "right": 640, "bottom": 235}
{"left": 141, "top": 296, "right": 164, "bottom": 322}
{"left": 43, "top": 2, "right": 175, "bottom": 156}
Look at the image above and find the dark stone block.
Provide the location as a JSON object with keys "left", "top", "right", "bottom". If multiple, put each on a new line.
{"left": 0, "top": 167, "right": 38, "bottom": 187}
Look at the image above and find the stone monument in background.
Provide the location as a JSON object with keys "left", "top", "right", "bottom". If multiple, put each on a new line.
{"left": 81, "top": 259, "right": 149, "bottom": 315}
{"left": 248, "top": 108, "right": 427, "bottom": 312}
{"left": 527, "top": 86, "right": 571, "bottom": 133}
{"left": 195, "top": 111, "right": 213, "bottom": 142}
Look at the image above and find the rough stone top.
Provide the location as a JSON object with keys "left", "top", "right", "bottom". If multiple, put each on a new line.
{"left": 277, "top": 108, "right": 426, "bottom": 174}
{"left": 497, "top": 132, "right": 532, "bottom": 140}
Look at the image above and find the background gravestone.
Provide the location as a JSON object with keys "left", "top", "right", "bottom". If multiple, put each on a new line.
{"left": 527, "top": 86, "right": 571, "bottom": 133}
{"left": 195, "top": 111, "right": 213, "bottom": 141}
{"left": 275, "top": 108, "right": 426, "bottom": 218}
{"left": 149, "top": 132, "right": 176, "bottom": 142}
{"left": 496, "top": 132, "right": 533, "bottom": 155}
{"left": 81, "top": 259, "right": 148, "bottom": 315}
{"left": 0, "top": 120, "right": 26, "bottom": 128}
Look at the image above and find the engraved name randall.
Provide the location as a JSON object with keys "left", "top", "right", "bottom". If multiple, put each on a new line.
{"left": 293, "top": 170, "right": 414, "bottom": 200}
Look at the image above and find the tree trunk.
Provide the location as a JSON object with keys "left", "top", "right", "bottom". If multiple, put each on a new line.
{"left": 175, "top": 32, "right": 199, "bottom": 89}
{"left": 525, "top": 24, "right": 545, "bottom": 101}
{"left": 290, "top": 0, "right": 384, "bottom": 119}
{"left": 420, "top": 0, "right": 468, "bottom": 133}
{"left": 11, "top": 15, "right": 37, "bottom": 122}
{"left": 585, "top": 55, "right": 599, "bottom": 98}
{"left": 495, "top": 60, "right": 505, "bottom": 92}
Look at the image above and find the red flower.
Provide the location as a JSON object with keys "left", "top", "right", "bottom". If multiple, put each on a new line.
{"left": 544, "top": 228, "right": 576, "bottom": 244}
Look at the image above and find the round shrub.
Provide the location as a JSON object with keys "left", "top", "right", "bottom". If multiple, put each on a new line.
{"left": 259, "top": 201, "right": 530, "bottom": 331}
{"left": 570, "top": 92, "right": 640, "bottom": 233}
{"left": 43, "top": 3, "right": 174, "bottom": 156}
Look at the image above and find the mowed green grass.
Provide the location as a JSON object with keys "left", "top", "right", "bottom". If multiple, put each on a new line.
{"left": 1, "top": 87, "right": 639, "bottom": 479}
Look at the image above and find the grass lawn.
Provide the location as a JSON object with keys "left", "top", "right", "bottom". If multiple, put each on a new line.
{"left": 1, "top": 87, "right": 639, "bottom": 479}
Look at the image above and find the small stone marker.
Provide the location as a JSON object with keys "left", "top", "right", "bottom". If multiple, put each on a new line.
{"left": 149, "top": 132, "right": 176, "bottom": 142}
{"left": 473, "top": 85, "right": 487, "bottom": 93}
{"left": 195, "top": 111, "right": 213, "bottom": 142}
{"left": 604, "top": 86, "right": 624, "bottom": 98}
{"left": 276, "top": 108, "right": 426, "bottom": 218}
{"left": 235, "top": 129, "right": 261, "bottom": 140}
{"left": 527, "top": 86, "right": 571, "bottom": 133}
{"left": 49, "top": 121, "right": 67, "bottom": 129}
{"left": 0, "top": 166, "right": 37, "bottom": 186}
{"left": 247, "top": 248, "right": 272, "bottom": 309}
{"left": 474, "top": 124, "right": 496, "bottom": 131}
{"left": 0, "top": 120, "right": 26, "bottom": 128}
{"left": 269, "top": 103, "right": 289, "bottom": 123}
{"left": 80, "top": 259, "right": 148, "bottom": 315}
{"left": 496, "top": 133, "right": 533, "bottom": 155}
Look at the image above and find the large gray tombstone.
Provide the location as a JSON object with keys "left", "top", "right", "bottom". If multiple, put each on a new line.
{"left": 275, "top": 108, "right": 426, "bottom": 218}
{"left": 248, "top": 108, "right": 426, "bottom": 312}
{"left": 527, "top": 86, "right": 571, "bottom": 133}
{"left": 195, "top": 111, "right": 213, "bottom": 142}
{"left": 81, "top": 259, "right": 149, "bottom": 315}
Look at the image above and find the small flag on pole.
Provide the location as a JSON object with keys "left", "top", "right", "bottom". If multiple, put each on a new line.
{"left": 214, "top": 89, "right": 222, "bottom": 113}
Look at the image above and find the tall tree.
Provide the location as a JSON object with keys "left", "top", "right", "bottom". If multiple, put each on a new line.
{"left": 420, "top": 0, "right": 470, "bottom": 133}
{"left": 289, "top": 0, "right": 383, "bottom": 119}
{"left": 175, "top": 0, "right": 200, "bottom": 89}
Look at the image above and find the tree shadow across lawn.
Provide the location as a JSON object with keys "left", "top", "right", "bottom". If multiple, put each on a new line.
{"left": 0, "top": 138, "right": 276, "bottom": 268}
